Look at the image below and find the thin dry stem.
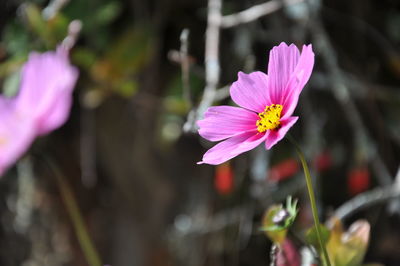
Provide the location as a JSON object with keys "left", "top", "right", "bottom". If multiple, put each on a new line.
{"left": 221, "top": 0, "right": 304, "bottom": 28}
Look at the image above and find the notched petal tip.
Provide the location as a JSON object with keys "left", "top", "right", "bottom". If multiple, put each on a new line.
{"left": 276, "top": 42, "right": 290, "bottom": 49}
{"left": 271, "top": 42, "right": 299, "bottom": 55}
{"left": 237, "top": 71, "right": 246, "bottom": 78}
{"left": 301, "top": 44, "right": 315, "bottom": 58}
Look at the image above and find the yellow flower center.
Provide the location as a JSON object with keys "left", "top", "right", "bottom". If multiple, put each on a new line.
{"left": 256, "top": 104, "right": 283, "bottom": 132}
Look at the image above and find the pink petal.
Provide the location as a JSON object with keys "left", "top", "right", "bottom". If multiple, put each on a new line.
{"left": 199, "top": 131, "right": 268, "bottom": 165}
{"left": 230, "top": 71, "right": 270, "bottom": 113}
{"left": 267, "top": 43, "right": 300, "bottom": 104}
{"left": 0, "top": 100, "right": 36, "bottom": 176}
{"left": 35, "top": 88, "right": 74, "bottom": 136}
{"left": 265, "top": 116, "right": 298, "bottom": 149}
{"left": 16, "top": 48, "right": 79, "bottom": 135}
{"left": 198, "top": 106, "right": 258, "bottom": 142}
{"left": 276, "top": 239, "right": 301, "bottom": 266}
{"left": 281, "top": 44, "right": 314, "bottom": 118}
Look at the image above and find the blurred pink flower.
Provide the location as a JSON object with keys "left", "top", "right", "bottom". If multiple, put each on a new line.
{"left": 0, "top": 99, "right": 36, "bottom": 175}
{"left": 198, "top": 43, "right": 314, "bottom": 165}
{"left": 0, "top": 47, "right": 78, "bottom": 175}
{"left": 16, "top": 48, "right": 79, "bottom": 135}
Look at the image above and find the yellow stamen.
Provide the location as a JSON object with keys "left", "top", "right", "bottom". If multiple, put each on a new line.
{"left": 256, "top": 104, "right": 283, "bottom": 132}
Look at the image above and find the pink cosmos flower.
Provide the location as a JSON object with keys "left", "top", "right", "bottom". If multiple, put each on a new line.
{"left": 198, "top": 42, "right": 314, "bottom": 165}
{"left": 16, "top": 47, "right": 79, "bottom": 135}
{"left": 0, "top": 47, "right": 78, "bottom": 176}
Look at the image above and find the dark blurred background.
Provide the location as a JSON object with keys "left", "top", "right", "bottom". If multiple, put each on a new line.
{"left": 0, "top": 0, "right": 400, "bottom": 265}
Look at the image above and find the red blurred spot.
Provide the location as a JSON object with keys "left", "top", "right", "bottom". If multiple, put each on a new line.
{"left": 268, "top": 159, "right": 300, "bottom": 182}
{"left": 214, "top": 163, "right": 234, "bottom": 195}
{"left": 314, "top": 151, "right": 333, "bottom": 172}
{"left": 347, "top": 167, "right": 370, "bottom": 196}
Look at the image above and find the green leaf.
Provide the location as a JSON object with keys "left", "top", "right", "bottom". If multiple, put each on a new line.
{"left": 2, "top": 22, "right": 30, "bottom": 55}
{"left": 71, "top": 48, "right": 97, "bottom": 70}
{"left": 22, "top": 3, "right": 68, "bottom": 48}
{"left": 116, "top": 81, "right": 138, "bottom": 98}
{"left": 94, "top": 1, "right": 122, "bottom": 26}
{"left": 90, "top": 25, "right": 155, "bottom": 97}
{"left": 0, "top": 56, "right": 26, "bottom": 79}
{"left": 305, "top": 224, "right": 330, "bottom": 251}
{"left": 163, "top": 97, "right": 190, "bottom": 115}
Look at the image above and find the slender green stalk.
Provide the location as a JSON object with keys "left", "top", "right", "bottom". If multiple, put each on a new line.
{"left": 287, "top": 135, "right": 331, "bottom": 266}
{"left": 47, "top": 159, "right": 102, "bottom": 266}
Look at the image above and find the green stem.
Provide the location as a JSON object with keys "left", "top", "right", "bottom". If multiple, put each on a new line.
{"left": 47, "top": 159, "right": 102, "bottom": 266}
{"left": 287, "top": 135, "right": 331, "bottom": 266}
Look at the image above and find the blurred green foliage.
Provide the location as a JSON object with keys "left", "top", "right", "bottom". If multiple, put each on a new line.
{"left": 0, "top": 0, "right": 161, "bottom": 103}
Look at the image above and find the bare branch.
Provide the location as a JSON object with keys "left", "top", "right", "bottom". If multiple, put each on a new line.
{"left": 388, "top": 166, "right": 400, "bottom": 214}
{"left": 184, "top": 0, "right": 222, "bottom": 132}
{"left": 180, "top": 29, "right": 193, "bottom": 108}
{"left": 42, "top": 0, "right": 70, "bottom": 20}
{"left": 214, "top": 85, "right": 230, "bottom": 101}
{"left": 220, "top": 0, "right": 304, "bottom": 28}
{"left": 332, "top": 183, "right": 400, "bottom": 221}
{"left": 172, "top": 205, "right": 250, "bottom": 235}
{"left": 332, "top": 166, "right": 400, "bottom": 221}
{"left": 62, "top": 20, "right": 82, "bottom": 51}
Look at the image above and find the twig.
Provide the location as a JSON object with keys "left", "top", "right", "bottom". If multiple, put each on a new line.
{"left": 388, "top": 166, "right": 400, "bottom": 214}
{"left": 220, "top": 0, "right": 304, "bottom": 28}
{"left": 214, "top": 84, "right": 230, "bottom": 101}
{"left": 184, "top": 0, "right": 221, "bottom": 132}
{"left": 332, "top": 183, "right": 400, "bottom": 221}
{"left": 173, "top": 205, "right": 250, "bottom": 235}
{"left": 180, "top": 29, "right": 193, "bottom": 108}
{"left": 42, "top": 0, "right": 70, "bottom": 20}
{"left": 62, "top": 20, "right": 82, "bottom": 51}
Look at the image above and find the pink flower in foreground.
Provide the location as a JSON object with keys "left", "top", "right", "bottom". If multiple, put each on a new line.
{"left": 0, "top": 99, "right": 36, "bottom": 175}
{"left": 16, "top": 48, "right": 79, "bottom": 135}
{"left": 0, "top": 47, "right": 78, "bottom": 175}
{"left": 198, "top": 42, "right": 314, "bottom": 165}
